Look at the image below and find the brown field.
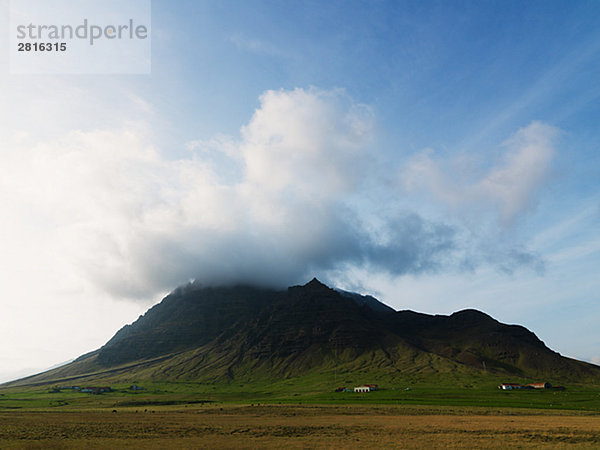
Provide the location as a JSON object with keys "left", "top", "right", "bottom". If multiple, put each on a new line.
{"left": 2, "top": 405, "right": 600, "bottom": 449}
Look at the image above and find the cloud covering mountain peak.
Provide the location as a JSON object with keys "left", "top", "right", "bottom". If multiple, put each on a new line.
{"left": 1, "top": 88, "right": 551, "bottom": 302}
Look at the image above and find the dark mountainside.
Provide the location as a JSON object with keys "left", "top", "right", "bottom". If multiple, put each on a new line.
{"left": 7, "top": 278, "right": 600, "bottom": 386}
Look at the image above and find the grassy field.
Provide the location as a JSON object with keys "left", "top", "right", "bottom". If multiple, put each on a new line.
{"left": 3, "top": 376, "right": 600, "bottom": 411}
{"left": 2, "top": 380, "right": 600, "bottom": 447}
{"left": 2, "top": 405, "right": 600, "bottom": 448}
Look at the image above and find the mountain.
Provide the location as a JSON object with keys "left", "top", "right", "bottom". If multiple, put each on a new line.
{"left": 6, "top": 278, "right": 600, "bottom": 387}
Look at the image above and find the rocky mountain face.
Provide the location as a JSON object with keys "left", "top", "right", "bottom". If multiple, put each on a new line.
{"left": 8, "top": 278, "right": 600, "bottom": 386}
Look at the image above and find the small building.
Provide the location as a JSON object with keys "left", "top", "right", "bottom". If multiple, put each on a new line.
{"left": 81, "top": 386, "right": 112, "bottom": 394}
{"left": 526, "top": 382, "right": 552, "bottom": 389}
{"left": 499, "top": 382, "right": 554, "bottom": 390}
{"left": 499, "top": 383, "right": 523, "bottom": 390}
{"left": 354, "top": 384, "right": 378, "bottom": 393}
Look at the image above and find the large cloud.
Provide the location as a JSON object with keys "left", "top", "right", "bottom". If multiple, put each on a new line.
{"left": 0, "top": 88, "right": 551, "bottom": 302}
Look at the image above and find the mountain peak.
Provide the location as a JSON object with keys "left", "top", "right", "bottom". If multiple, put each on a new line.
{"left": 9, "top": 280, "right": 600, "bottom": 387}
{"left": 450, "top": 309, "right": 495, "bottom": 323}
{"left": 287, "top": 277, "right": 335, "bottom": 297}
{"left": 305, "top": 277, "right": 328, "bottom": 288}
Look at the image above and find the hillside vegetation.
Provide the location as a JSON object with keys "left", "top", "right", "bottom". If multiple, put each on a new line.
{"left": 5, "top": 278, "right": 600, "bottom": 388}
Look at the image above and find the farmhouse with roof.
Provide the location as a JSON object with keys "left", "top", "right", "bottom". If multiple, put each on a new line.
{"left": 354, "top": 384, "right": 378, "bottom": 393}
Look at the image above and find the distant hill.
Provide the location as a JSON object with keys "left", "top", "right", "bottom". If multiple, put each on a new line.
{"left": 6, "top": 278, "right": 600, "bottom": 387}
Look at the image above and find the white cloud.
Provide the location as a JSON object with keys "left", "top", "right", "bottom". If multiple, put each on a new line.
{"left": 403, "top": 121, "right": 558, "bottom": 225}
{"left": 1, "top": 87, "right": 552, "bottom": 312}
{"left": 0, "top": 87, "right": 472, "bottom": 305}
{"left": 241, "top": 88, "right": 373, "bottom": 197}
{"left": 481, "top": 121, "right": 557, "bottom": 223}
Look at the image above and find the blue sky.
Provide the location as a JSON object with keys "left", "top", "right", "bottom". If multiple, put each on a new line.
{"left": 1, "top": 0, "right": 599, "bottom": 382}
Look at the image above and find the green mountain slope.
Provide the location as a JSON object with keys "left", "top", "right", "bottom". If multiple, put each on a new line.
{"left": 6, "top": 278, "right": 600, "bottom": 387}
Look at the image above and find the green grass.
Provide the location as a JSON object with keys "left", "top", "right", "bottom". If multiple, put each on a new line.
{"left": 3, "top": 372, "right": 600, "bottom": 413}
{"left": 306, "top": 386, "right": 600, "bottom": 411}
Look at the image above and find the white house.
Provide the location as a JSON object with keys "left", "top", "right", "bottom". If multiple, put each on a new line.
{"left": 354, "top": 385, "right": 377, "bottom": 393}
{"left": 499, "top": 383, "right": 522, "bottom": 390}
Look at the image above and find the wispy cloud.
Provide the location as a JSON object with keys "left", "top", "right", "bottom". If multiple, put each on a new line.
{"left": 402, "top": 121, "right": 558, "bottom": 226}
{"left": 531, "top": 197, "right": 600, "bottom": 251}
{"left": 458, "top": 35, "right": 600, "bottom": 153}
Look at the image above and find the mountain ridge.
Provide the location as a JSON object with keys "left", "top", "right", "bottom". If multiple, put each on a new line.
{"left": 4, "top": 278, "right": 600, "bottom": 387}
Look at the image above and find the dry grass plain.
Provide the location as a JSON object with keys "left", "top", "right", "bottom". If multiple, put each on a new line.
{"left": 2, "top": 405, "right": 600, "bottom": 449}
